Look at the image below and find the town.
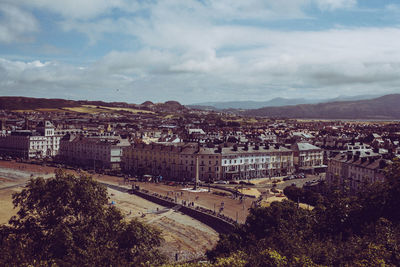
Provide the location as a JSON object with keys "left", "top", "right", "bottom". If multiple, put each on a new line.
{"left": 1, "top": 100, "right": 398, "bottom": 194}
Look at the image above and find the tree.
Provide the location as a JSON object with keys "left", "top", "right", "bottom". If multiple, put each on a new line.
{"left": 0, "top": 169, "right": 165, "bottom": 266}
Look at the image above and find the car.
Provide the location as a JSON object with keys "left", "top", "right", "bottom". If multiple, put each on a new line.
{"left": 214, "top": 180, "right": 228, "bottom": 184}
{"left": 239, "top": 181, "right": 254, "bottom": 186}
{"left": 271, "top": 188, "right": 279, "bottom": 193}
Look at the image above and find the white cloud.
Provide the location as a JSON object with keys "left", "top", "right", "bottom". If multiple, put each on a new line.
{"left": 7, "top": 0, "right": 138, "bottom": 20}
{"left": 5, "top": 0, "right": 400, "bottom": 103}
{"left": 2, "top": 25, "right": 400, "bottom": 103}
{"left": 0, "top": 4, "right": 38, "bottom": 43}
{"left": 314, "top": 0, "right": 357, "bottom": 11}
{"left": 386, "top": 4, "right": 400, "bottom": 12}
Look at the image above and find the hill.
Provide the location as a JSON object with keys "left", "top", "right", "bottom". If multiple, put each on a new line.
{"left": 0, "top": 97, "right": 81, "bottom": 110}
{"left": 0, "top": 96, "right": 139, "bottom": 111}
{"left": 243, "top": 94, "right": 400, "bottom": 119}
{"left": 191, "top": 94, "right": 379, "bottom": 110}
{"left": 0, "top": 96, "right": 186, "bottom": 114}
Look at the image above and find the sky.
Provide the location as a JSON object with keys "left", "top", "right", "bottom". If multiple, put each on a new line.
{"left": 1, "top": 0, "right": 400, "bottom": 104}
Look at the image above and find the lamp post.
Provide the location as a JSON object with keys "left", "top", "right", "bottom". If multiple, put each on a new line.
{"left": 194, "top": 154, "right": 199, "bottom": 190}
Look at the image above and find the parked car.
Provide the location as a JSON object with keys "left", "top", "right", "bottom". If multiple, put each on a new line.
{"left": 239, "top": 181, "right": 254, "bottom": 186}
{"left": 214, "top": 180, "right": 228, "bottom": 184}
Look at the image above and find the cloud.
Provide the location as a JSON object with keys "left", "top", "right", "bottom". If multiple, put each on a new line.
{"left": 2, "top": 25, "right": 400, "bottom": 103}
{"left": 0, "top": 4, "right": 38, "bottom": 43}
{"left": 386, "top": 4, "right": 400, "bottom": 12}
{"left": 314, "top": 0, "right": 357, "bottom": 11}
{"left": 4, "top": 0, "right": 400, "bottom": 103}
{"left": 7, "top": 0, "right": 138, "bottom": 20}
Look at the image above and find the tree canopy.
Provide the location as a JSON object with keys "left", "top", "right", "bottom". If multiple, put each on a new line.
{"left": 207, "top": 161, "right": 400, "bottom": 266}
{"left": 0, "top": 169, "right": 165, "bottom": 266}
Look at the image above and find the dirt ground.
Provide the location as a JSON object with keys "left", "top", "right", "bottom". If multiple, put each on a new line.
{"left": 108, "top": 188, "right": 219, "bottom": 261}
{"left": 0, "top": 160, "right": 219, "bottom": 261}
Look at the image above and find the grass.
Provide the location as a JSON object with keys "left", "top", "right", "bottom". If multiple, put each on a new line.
{"left": 61, "top": 106, "right": 113, "bottom": 114}
{"left": 36, "top": 108, "right": 65, "bottom": 112}
{"left": 83, "top": 105, "right": 155, "bottom": 114}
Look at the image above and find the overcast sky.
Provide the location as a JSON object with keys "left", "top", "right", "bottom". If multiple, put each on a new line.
{"left": 1, "top": 0, "right": 400, "bottom": 104}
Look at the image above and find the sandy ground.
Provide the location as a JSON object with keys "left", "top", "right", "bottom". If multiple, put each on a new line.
{"left": 108, "top": 188, "right": 219, "bottom": 261}
{"left": 0, "top": 160, "right": 219, "bottom": 262}
{"left": 0, "top": 186, "right": 18, "bottom": 224}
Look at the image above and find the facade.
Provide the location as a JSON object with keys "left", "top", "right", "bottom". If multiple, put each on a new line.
{"left": 123, "top": 143, "right": 211, "bottom": 181}
{"left": 326, "top": 153, "right": 386, "bottom": 193}
{"left": 291, "top": 142, "right": 325, "bottom": 173}
{"left": 0, "top": 121, "right": 61, "bottom": 159}
{"left": 59, "top": 135, "right": 130, "bottom": 170}
{"left": 123, "top": 143, "right": 294, "bottom": 182}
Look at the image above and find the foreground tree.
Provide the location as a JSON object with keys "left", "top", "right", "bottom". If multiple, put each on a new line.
{"left": 207, "top": 161, "right": 400, "bottom": 266}
{"left": 0, "top": 169, "right": 165, "bottom": 266}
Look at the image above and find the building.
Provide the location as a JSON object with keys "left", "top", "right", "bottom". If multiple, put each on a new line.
{"left": 123, "top": 143, "right": 294, "bottom": 182}
{"left": 59, "top": 134, "right": 130, "bottom": 170}
{"left": 326, "top": 152, "right": 387, "bottom": 193}
{"left": 0, "top": 121, "right": 61, "bottom": 159}
{"left": 219, "top": 144, "right": 294, "bottom": 180}
{"left": 291, "top": 142, "right": 325, "bottom": 173}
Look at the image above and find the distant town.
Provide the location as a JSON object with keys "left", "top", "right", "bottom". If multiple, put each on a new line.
{"left": 0, "top": 96, "right": 398, "bottom": 194}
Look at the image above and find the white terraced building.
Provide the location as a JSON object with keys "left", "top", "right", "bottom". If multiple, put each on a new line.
{"left": 0, "top": 121, "right": 61, "bottom": 159}
{"left": 220, "top": 144, "right": 294, "bottom": 180}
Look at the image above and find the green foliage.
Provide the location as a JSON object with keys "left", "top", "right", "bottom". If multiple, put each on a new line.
{"left": 283, "top": 185, "right": 323, "bottom": 206}
{"left": 207, "top": 161, "right": 400, "bottom": 266}
{"left": 0, "top": 169, "right": 165, "bottom": 266}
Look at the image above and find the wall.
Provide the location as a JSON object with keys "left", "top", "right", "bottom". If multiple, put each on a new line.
{"left": 129, "top": 188, "right": 236, "bottom": 234}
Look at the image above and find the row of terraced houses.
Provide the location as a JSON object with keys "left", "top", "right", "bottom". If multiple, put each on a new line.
{"left": 122, "top": 142, "right": 322, "bottom": 182}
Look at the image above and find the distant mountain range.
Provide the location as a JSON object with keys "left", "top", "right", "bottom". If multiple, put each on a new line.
{"left": 242, "top": 94, "right": 400, "bottom": 119}
{"left": 189, "top": 94, "right": 381, "bottom": 110}
{"left": 1, "top": 94, "right": 399, "bottom": 119}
